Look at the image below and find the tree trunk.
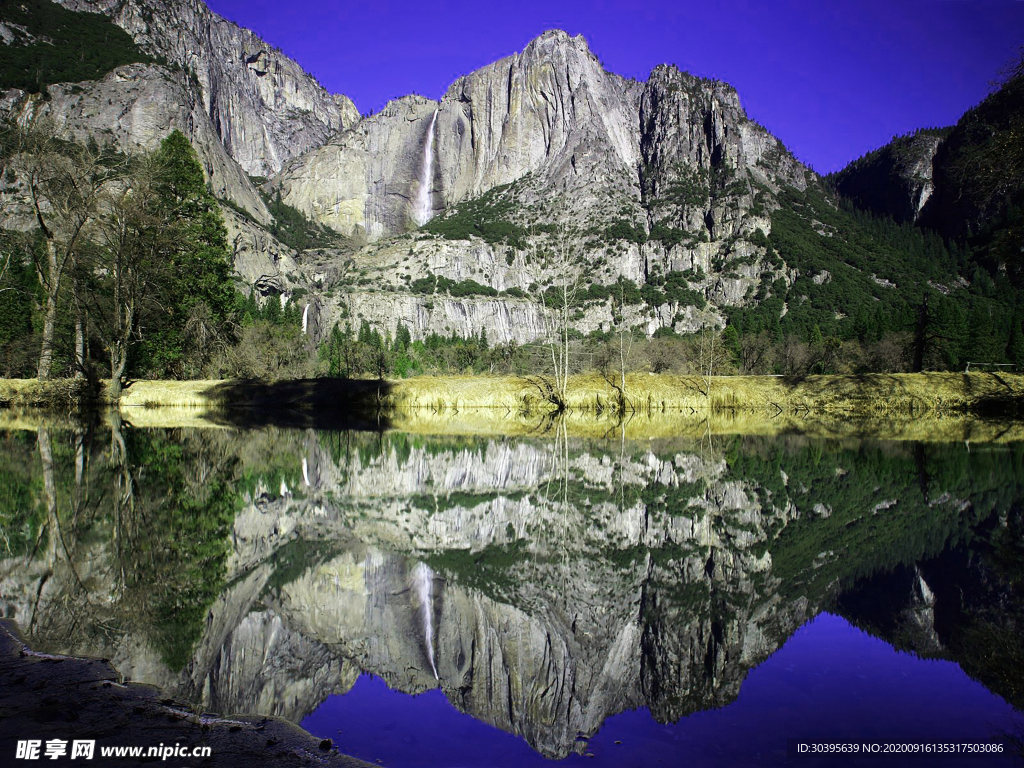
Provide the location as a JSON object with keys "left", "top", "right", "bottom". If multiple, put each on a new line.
{"left": 36, "top": 239, "right": 60, "bottom": 380}
{"left": 108, "top": 362, "right": 124, "bottom": 402}
{"left": 913, "top": 294, "right": 928, "bottom": 373}
{"left": 37, "top": 298, "right": 57, "bottom": 379}
{"left": 109, "top": 310, "right": 131, "bottom": 403}
{"left": 73, "top": 307, "right": 85, "bottom": 379}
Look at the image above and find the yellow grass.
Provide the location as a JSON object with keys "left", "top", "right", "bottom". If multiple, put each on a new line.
{"left": 562, "top": 371, "right": 1024, "bottom": 415}
{"left": 2, "top": 372, "right": 1023, "bottom": 443}
{"left": 2, "top": 372, "right": 1022, "bottom": 414}
{"left": 385, "top": 407, "right": 1024, "bottom": 443}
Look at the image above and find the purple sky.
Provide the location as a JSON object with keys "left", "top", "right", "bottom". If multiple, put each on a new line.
{"left": 205, "top": 0, "right": 1024, "bottom": 174}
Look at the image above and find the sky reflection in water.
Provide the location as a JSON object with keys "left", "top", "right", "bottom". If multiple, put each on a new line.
{"left": 303, "top": 612, "right": 1020, "bottom": 767}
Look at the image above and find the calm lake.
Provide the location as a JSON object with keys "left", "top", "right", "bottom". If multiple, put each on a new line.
{"left": 1, "top": 418, "right": 1022, "bottom": 766}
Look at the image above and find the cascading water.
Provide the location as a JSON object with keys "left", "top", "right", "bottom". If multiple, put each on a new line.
{"left": 301, "top": 303, "right": 309, "bottom": 335}
{"left": 412, "top": 562, "right": 439, "bottom": 679}
{"left": 414, "top": 110, "right": 438, "bottom": 226}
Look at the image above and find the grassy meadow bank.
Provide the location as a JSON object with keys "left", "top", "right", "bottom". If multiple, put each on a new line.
{"left": 2, "top": 371, "right": 1023, "bottom": 415}
{"left": 2, "top": 372, "right": 1023, "bottom": 442}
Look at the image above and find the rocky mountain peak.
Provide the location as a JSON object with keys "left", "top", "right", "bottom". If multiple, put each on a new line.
{"left": 647, "top": 63, "right": 741, "bottom": 107}
{"left": 521, "top": 28, "right": 596, "bottom": 60}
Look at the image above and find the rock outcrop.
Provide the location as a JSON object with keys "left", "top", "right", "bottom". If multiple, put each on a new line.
{"left": 54, "top": 0, "right": 360, "bottom": 178}
{"left": 275, "top": 31, "right": 644, "bottom": 237}
{"left": 272, "top": 96, "right": 439, "bottom": 239}
{"left": 275, "top": 30, "right": 807, "bottom": 242}
{"left": 222, "top": 207, "right": 300, "bottom": 293}
{"left": 3, "top": 64, "right": 272, "bottom": 225}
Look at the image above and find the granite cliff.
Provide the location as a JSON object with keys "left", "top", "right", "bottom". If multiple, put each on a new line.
{"left": 53, "top": 0, "right": 360, "bottom": 178}
{"left": 1, "top": 0, "right": 360, "bottom": 294}
{"left": 270, "top": 31, "right": 812, "bottom": 342}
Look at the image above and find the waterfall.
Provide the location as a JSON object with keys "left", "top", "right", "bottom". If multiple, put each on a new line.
{"left": 412, "top": 562, "right": 439, "bottom": 679}
{"left": 414, "top": 110, "right": 438, "bottom": 226}
{"left": 301, "top": 303, "right": 309, "bottom": 335}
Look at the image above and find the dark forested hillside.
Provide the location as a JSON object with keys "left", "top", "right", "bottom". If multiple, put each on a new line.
{"left": 830, "top": 128, "right": 951, "bottom": 224}
{"left": 918, "top": 58, "right": 1024, "bottom": 277}
{"left": 725, "top": 183, "right": 1022, "bottom": 372}
{"left": 834, "top": 55, "right": 1024, "bottom": 281}
{"left": 822, "top": 56, "right": 1024, "bottom": 372}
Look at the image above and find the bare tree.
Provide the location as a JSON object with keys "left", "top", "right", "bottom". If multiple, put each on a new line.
{"left": 93, "top": 156, "right": 171, "bottom": 400}
{"left": 781, "top": 335, "right": 812, "bottom": 377}
{"left": 529, "top": 201, "right": 583, "bottom": 407}
{"left": 739, "top": 331, "right": 774, "bottom": 374}
{"left": 699, "top": 323, "right": 716, "bottom": 399}
{"left": 614, "top": 284, "right": 635, "bottom": 413}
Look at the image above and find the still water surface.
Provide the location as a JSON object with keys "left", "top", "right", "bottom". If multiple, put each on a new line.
{"left": 1, "top": 421, "right": 1022, "bottom": 765}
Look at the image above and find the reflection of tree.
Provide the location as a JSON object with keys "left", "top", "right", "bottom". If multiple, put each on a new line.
{"left": 3, "top": 426, "right": 242, "bottom": 672}
{"left": 113, "top": 429, "right": 239, "bottom": 670}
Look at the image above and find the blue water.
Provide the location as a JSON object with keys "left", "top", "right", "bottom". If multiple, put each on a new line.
{"left": 301, "top": 613, "right": 1021, "bottom": 767}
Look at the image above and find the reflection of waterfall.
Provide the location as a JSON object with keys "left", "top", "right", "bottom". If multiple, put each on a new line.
{"left": 412, "top": 562, "right": 439, "bottom": 679}
{"left": 414, "top": 110, "right": 438, "bottom": 226}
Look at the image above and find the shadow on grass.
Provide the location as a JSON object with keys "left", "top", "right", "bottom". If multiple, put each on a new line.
{"left": 972, "top": 391, "right": 1024, "bottom": 420}
{"left": 199, "top": 378, "right": 395, "bottom": 431}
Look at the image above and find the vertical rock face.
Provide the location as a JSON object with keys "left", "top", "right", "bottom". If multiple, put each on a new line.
{"left": 269, "top": 29, "right": 813, "bottom": 346}
{"left": 54, "top": 0, "right": 360, "bottom": 177}
{"left": 3, "top": 64, "right": 272, "bottom": 225}
{"left": 274, "top": 95, "right": 440, "bottom": 238}
{"left": 274, "top": 30, "right": 645, "bottom": 238}
{"left": 639, "top": 65, "right": 806, "bottom": 239}
{"left": 274, "top": 29, "right": 807, "bottom": 243}
{"left": 431, "top": 30, "right": 642, "bottom": 208}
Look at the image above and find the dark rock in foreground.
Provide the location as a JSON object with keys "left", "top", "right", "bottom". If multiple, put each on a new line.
{"left": 0, "top": 620, "right": 370, "bottom": 767}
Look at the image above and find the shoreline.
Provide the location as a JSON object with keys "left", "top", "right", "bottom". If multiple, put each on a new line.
{"left": 2, "top": 371, "right": 1023, "bottom": 416}
{"left": 1, "top": 373, "right": 1023, "bottom": 443}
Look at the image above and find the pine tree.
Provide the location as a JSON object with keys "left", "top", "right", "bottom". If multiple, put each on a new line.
{"left": 138, "top": 131, "right": 237, "bottom": 375}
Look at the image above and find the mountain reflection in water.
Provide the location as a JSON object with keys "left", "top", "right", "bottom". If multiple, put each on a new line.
{"left": 0, "top": 422, "right": 1022, "bottom": 764}
{"left": 303, "top": 613, "right": 1018, "bottom": 767}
